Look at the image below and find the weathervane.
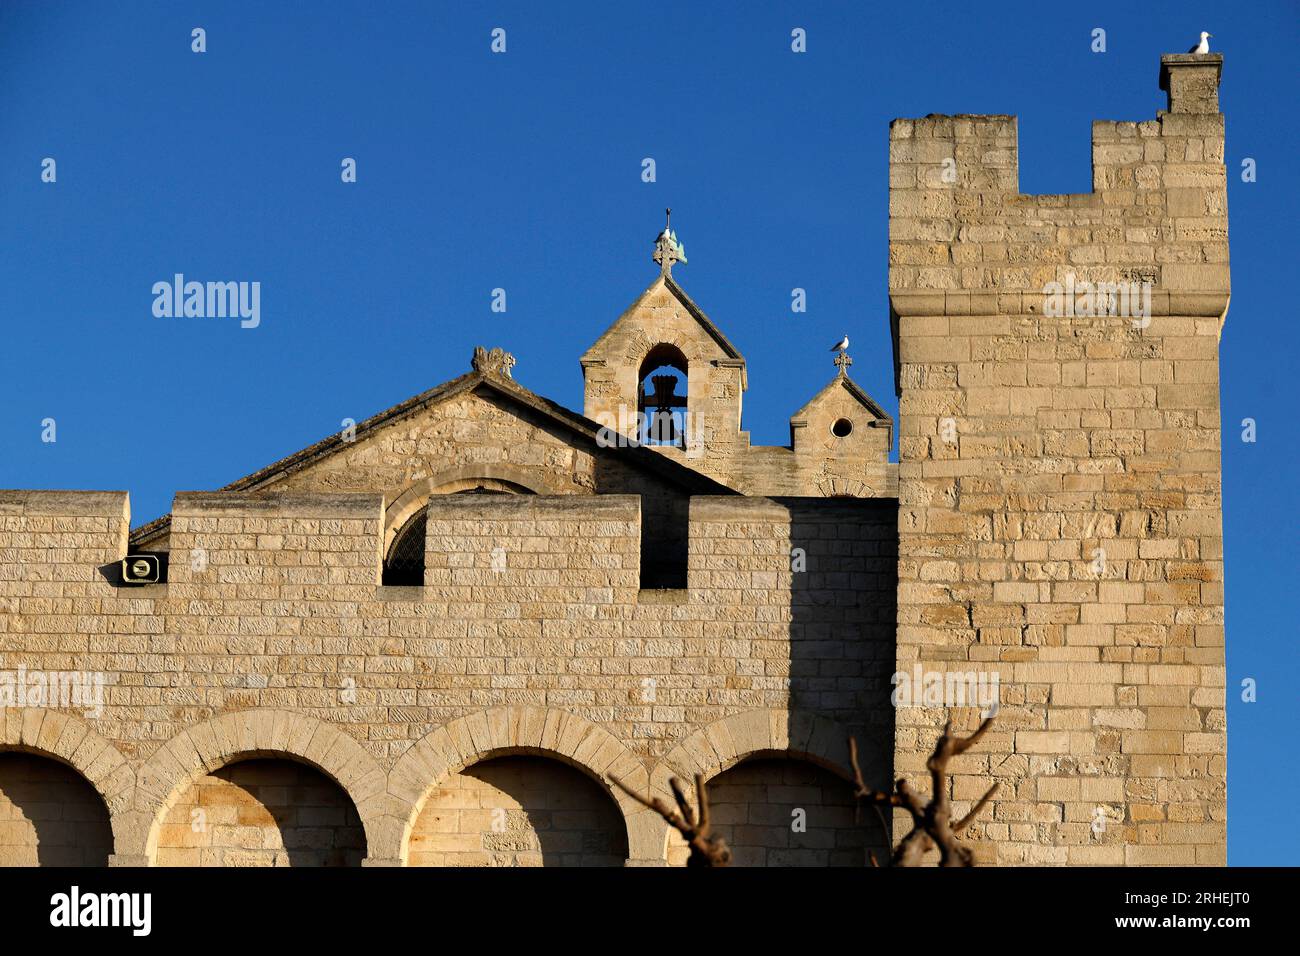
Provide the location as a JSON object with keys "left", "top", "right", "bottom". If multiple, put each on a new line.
{"left": 653, "top": 207, "right": 687, "bottom": 276}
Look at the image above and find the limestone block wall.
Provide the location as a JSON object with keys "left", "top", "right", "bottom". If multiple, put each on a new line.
{"left": 677, "top": 756, "right": 875, "bottom": 867}
{"left": 645, "top": 439, "right": 899, "bottom": 500}
{"left": 888, "top": 54, "right": 1228, "bottom": 865}
{"left": 0, "top": 752, "right": 114, "bottom": 866}
{"left": 0, "top": 488, "right": 895, "bottom": 865}
{"left": 154, "top": 759, "right": 366, "bottom": 867}
{"left": 582, "top": 275, "right": 748, "bottom": 457}
{"left": 407, "top": 756, "right": 628, "bottom": 867}
{"left": 133, "top": 387, "right": 702, "bottom": 592}
{"left": 887, "top": 57, "right": 1228, "bottom": 301}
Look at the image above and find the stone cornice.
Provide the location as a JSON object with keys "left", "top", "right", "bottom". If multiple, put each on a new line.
{"left": 888, "top": 289, "right": 1230, "bottom": 318}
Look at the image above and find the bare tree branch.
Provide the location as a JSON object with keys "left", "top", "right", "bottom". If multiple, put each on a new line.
{"left": 850, "top": 736, "right": 898, "bottom": 861}
{"left": 848, "top": 714, "right": 999, "bottom": 866}
{"left": 610, "top": 772, "right": 732, "bottom": 867}
{"left": 953, "top": 783, "right": 999, "bottom": 834}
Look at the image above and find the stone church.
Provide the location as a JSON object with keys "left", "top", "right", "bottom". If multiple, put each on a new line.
{"left": 0, "top": 52, "right": 1226, "bottom": 866}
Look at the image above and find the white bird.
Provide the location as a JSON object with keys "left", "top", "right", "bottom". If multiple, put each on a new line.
{"left": 1188, "top": 31, "right": 1212, "bottom": 54}
{"left": 829, "top": 335, "right": 849, "bottom": 352}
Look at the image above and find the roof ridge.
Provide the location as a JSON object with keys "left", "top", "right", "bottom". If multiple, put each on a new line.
{"left": 581, "top": 273, "right": 745, "bottom": 364}
{"left": 129, "top": 366, "right": 735, "bottom": 546}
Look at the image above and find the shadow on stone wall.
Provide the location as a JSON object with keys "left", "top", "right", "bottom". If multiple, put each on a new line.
{"left": 784, "top": 496, "right": 897, "bottom": 863}
{"left": 0, "top": 752, "right": 113, "bottom": 866}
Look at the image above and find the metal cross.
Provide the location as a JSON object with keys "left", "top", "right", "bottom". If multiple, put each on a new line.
{"left": 653, "top": 207, "right": 681, "bottom": 276}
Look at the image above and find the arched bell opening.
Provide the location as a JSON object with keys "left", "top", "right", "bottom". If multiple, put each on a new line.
{"left": 637, "top": 344, "right": 688, "bottom": 448}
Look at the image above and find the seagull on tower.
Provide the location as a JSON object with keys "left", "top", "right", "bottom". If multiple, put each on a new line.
{"left": 830, "top": 335, "right": 849, "bottom": 352}
{"left": 1188, "top": 31, "right": 1212, "bottom": 54}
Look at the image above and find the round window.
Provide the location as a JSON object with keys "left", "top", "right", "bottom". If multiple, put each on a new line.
{"left": 831, "top": 418, "right": 853, "bottom": 438}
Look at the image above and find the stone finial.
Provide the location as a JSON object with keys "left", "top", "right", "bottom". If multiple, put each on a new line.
{"left": 1159, "top": 53, "right": 1223, "bottom": 114}
{"left": 833, "top": 350, "right": 853, "bottom": 376}
{"left": 471, "top": 346, "right": 516, "bottom": 379}
{"left": 652, "top": 207, "right": 687, "bottom": 276}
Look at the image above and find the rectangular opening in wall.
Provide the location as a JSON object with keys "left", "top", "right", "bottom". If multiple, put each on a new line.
{"left": 639, "top": 494, "right": 687, "bottom": 590}
{"left": 382, "top": 509, "right": 426, "bottom": 587}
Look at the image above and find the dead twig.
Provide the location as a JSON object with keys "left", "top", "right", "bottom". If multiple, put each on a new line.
{"left": 849, "top": 716, "right": 1000, "bottom": 866}
{"left": 610, "top": 772, "right": 732, "bottom": 867}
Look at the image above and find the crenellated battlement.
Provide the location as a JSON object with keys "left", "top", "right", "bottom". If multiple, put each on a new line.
{"left": 889, "top": 55, "right": 1228, "bottom": 314}
{"left": 0, "top": 50, "right": 1229, "bottom": 870}
{"left": 0, "top": 486, "right": 898, "bottom": 864}
{"left": 887, "top": 51, "right": 1229, "bottom": 865}
{"left": 3, "top": 489, "right": 896, "bottom": 605}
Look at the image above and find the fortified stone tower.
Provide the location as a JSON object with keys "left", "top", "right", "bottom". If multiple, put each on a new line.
{"left": 889, "top": 53, "right": 1228, "bottom": 864}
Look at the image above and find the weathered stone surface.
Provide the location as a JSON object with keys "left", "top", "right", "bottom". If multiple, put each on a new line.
{"left": 0, "top": 49, "right": 1228, "bottom": 869}
{"left": 889, "top": 51, "right": 1228, "bottom": 865}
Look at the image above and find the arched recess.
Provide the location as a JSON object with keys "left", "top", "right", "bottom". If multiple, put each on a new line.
{"left": 408, "top": 756, "right": 628, "bottom": 866}
{"left": 0, "top": 709, "right": 135, "bottom": 863}
{"left": 652, "top": 709, "right": 880, "bottom": 867}
{"left": 134, "top": 709, "right": 393, "bottom": 864}
{"left": 685, "top": 757, "right": 871, "bottom": 867}
{"left": 154, "top": 758, "right": 367, "bottom": 866}
{"left": 655, "top": 709, "right": 860, "bottom": 785}
{"left": 389, "top": 706, "right": 656, "bottom": 864}
{"left": 0, "top": 752, "right": 114, "bottom": 865}
{"left": 383, "top": 465, "right": 551, "bottom": 553}
{"left": 637, "top": 343, "right": 689, "bottom": 447}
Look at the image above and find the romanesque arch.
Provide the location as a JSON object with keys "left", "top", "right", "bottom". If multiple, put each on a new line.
{"left": 655, "top": 708, "right": 858, "bottom": 785}
{"left": 691, "top": 757, "right": 872, "bottom": 866}
{"left": 407, "top": 755, "right": 629, "bottom": 866}
{"left": 651, "top": 709, "right": 876, "bottom": 867}
{"left": 154, "top": 758, "right": 367, "bottom": 866}
{"left": 0, "top": 752, "right": 114, "bottom": 865}
{"left": 637, "top": 343, "right": 690, "bottom": 448}
{"left": 383, "top": 465, "right": 554, "bottom": 552}
{"left": 389, "top": 705, "right": 656, "bottom": 864}
{"left": 0, "top": 709, "right": 134, "bottom": 863}
{"left": 134, "top": 709, "right": 391, "bottom": 864}
{"left": 620, "top": 328, "right": 710, "bottom": 371}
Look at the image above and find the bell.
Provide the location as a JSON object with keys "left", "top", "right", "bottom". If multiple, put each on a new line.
{"left": 648, "top": 408, "right": 680, "bottom": 444}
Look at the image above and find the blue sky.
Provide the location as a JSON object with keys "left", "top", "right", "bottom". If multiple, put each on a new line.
{"left": 1, "top": 1, "right": 1295, "bottom": 864}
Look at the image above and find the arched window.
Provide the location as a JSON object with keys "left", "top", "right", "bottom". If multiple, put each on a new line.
{"left": 381, "top": 483, "right": 526, "bottom": 587}
{"left": 382, "top": 510, "right": 427, "bottom": 586}
{"left": 637, "top": 344, "right": 688, "bottom": 448}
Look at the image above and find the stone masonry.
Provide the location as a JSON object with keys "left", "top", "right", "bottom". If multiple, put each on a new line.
{"left": 889, "top": 54, "right": 1228, "bottom": 864}
{"left": 0, "top": 51, "right": 1227, "bottom": 866}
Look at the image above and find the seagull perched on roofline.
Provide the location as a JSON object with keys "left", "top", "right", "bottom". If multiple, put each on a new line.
{"left": 830, "top": 335, "right": 849, "bottom": 352}
{"left": 1188, "top": 31, "right": 1213, "bottom": 54}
